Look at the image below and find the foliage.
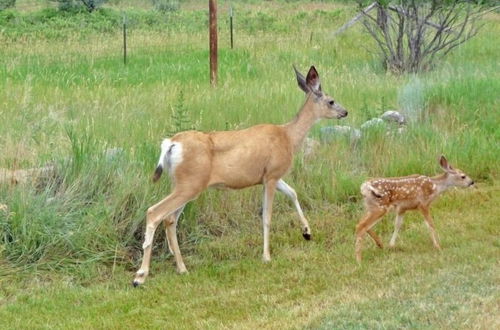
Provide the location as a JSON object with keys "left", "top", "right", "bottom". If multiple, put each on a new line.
{"left": 0, "top": 1, "right": 498, "bottom": 327}
{"left": 358, "top": 0, "right": 496, "bottom": 73}
{"left": 169, "top": 91, "right": 194, "bottom": 136}
{"left": 52, "top": 0, "right": 108, "bottom": 12}
{"left": 0, "top": 0, "right": 14, "bottom": 11}
{"left": 151, "top": 0, "right": 180, "bottom": 13}
{"left": 81, "top": 0, "right": 107, "bottom": 12}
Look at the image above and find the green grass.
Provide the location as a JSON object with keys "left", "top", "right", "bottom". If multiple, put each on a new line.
{"left": 0, "top": 1, "right": 499, "bottom": 328}
{"left": 1, "top": 185, "right": 498, "bottom": 328}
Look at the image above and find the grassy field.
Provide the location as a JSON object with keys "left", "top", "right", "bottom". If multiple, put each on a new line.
{"left": 0, "top": 0, "right": 499, "bottom": 328}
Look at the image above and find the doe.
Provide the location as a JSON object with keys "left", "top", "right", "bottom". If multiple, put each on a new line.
{"left": 355, "top": 155, "right": 474, "bottom": 263}
{"left": 133, "top": 66, "right": 348, "bottom": 286}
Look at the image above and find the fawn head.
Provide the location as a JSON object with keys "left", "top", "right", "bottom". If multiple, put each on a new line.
{"left": 439, "top": 155, "right": 474, "bottom": 188}
{"left": 294, "top": 65, "right": 348, "bottom": 119}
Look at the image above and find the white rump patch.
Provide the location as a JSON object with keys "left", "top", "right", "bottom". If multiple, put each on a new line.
{"left": 158, "top": 139, "right": 184, "bottom": 175}
{"left": 361, "top": 182, "right": 383, "bottom": 198}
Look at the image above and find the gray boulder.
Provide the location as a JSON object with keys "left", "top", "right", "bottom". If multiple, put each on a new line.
{"left": 381, "top": 110, "right": 406, "bottom": 125}
{"left": 360, "top": 118, "right": 385, "bottom": 130}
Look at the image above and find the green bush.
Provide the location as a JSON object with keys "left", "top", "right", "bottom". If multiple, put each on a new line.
{"left": 51, "top": 0, "right": 108, "bottom": 12}
{"left": 0, "top": 0, "right": 15, "bottom": 11}
{"left": 151, "top": 0, "right": 180, "bottom": 13}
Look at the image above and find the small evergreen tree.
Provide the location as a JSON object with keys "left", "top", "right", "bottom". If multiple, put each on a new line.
{"left": 169, "top": 91, "right": 193, "bottom": 136}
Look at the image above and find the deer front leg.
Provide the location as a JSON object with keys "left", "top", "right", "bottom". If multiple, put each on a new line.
{"left": 262, "top": 179, "right": 277, "bottom": 263}
{"left": 420, "top": 206, "right": 441, "bottom": 250}
{"left": 276, "top": 179, "right": 311, "bottom": 240}
{"left": 389, "top": 213, "right": 404, "bottom": 248}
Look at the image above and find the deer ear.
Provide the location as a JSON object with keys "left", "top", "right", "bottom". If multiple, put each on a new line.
{"left": 306, "top": 66, "right": 321, "bottom": 92}
{"left": 439, "top": 155, "right": 450, "bottom": 172}
{"left": 293, "top": 65, "right": 309, "bottom": 93}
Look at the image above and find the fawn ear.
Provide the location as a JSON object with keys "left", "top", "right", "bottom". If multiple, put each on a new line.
{"left": 305, "top": 66, "right": 322, "bottom": 93}
{"left": 439, "top": 155, "right": 451, "bottom": 172}
{"left": 293, "top": 65, "right": 309, "bottom": 93}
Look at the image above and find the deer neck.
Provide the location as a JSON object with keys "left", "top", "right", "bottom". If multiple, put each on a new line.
{"left": 284, "top": 94, "right": 319, "bottom": 153}
{"left": 430, "top": 173, "right": 451, "bottom": 196}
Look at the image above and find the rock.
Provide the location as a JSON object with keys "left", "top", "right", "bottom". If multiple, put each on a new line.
{"left": 320, "top": 126, "right": 361, "bottom": 142}
{"left": 381, "top": 110, "right": 406, "bottom": 125}
{"left": 360, "top": 118, "right": 385, "bottom": 130}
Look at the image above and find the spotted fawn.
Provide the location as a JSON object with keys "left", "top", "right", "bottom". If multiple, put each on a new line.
{"left": 355, "top": 155, "right": 474, "bottom": 263}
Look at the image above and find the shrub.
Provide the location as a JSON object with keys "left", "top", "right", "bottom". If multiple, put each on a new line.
{"left": 0, "top": 0, "right": 15, "bottom": 11}
{"left": 152, "top": 0, "right": 180, "bottom": 13}
{"left": 358, "top": 0, "right": 494, "bottom": 73}
{"left": 51, "top": 0, "right": 108, "bottom": 12}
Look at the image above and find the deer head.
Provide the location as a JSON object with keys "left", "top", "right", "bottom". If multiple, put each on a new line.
{"left": 439, "top": 155, "right": 474, "bottom": 188}
{"left": 294, "top": 65, "right": 348, "bottom": 119}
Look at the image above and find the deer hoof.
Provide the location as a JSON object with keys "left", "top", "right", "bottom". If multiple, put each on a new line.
{"left": 302, "top": 227, "right": 311, "bottom": 240}
{"left": 133, "top": 270, "right": 147, "bottom": 287}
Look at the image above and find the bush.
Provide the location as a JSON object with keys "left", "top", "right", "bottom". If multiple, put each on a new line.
{"left": 359, "top": 0, "right": 493, "bottom": 73}
{"left": 152, "top": 0, "right": 180, "bottom": 13}
{"left": 52, "top": 0, "right": 108, "bottom": 12}
{"left": 0, "top": 0, "right": 15, "bottom": 11}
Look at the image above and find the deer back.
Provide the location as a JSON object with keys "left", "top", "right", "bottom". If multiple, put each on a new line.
{"left": 361, "top": 175, "right": 437, "bottom": 210}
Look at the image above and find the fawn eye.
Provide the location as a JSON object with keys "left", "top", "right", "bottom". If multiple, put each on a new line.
{"left": 329, "top": 100, "right": 335, "bottom": 105}
{"left": 461, "top": 175, "right": 466, "bottom": 179}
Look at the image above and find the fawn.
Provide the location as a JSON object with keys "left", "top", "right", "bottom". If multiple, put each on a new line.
{"left": 355, "top": 155, "right": 474, "bottom": 263}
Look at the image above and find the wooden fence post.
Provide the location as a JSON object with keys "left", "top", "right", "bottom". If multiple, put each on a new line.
{"left": 123, "top": 14, "right": 127, "bottom": 65}
{"left": 209, "top": 0, "right": 218, "bottom": 86}
{"left": 230, "top": 5, "right": 234, "bottom": 49}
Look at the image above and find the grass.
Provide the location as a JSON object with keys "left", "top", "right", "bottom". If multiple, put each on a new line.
{"left": 0, "top": 0, "right": 499, "bottom": 328}
{"left": 1, "top": 185, "right": 498, "bottom": 328}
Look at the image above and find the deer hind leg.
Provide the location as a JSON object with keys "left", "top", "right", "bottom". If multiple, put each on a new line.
{"left": 276, "top": 179, "right": 311, "bottom": 240}
{"left": 420, "top": 206, "right": 441, "bottom": 250}
{"left": 389, "top": 212, "right": 405, "bottom": 248}
{"left": 262, "top": 179, "right": 278, "bottom": 263}
{"left": 164, "top": 205, "right": 186, "bottom": 255}
{"left": 165, "top": 212, "right": 188, "bottom": 274}
{"left": 355, "top": 208, "right": 386, "bottom": 263}
{"left": 133, "top": 189, "right": 198, "bottom": 287}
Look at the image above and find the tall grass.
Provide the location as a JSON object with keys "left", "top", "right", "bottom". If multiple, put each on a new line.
{"left": 0, "top": 1, "right": 498, "bottom": 284}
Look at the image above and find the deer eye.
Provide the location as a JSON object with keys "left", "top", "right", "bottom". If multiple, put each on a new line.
{"left": 461, "top": 175, "right": 466, "bottom": 179}
{"left": 329, "top": 100, "right": 335, "bottom": 105}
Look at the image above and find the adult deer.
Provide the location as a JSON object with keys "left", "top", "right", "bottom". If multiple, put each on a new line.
{"left": 355, "top": 156, "right": 474, "bottom": 263}
{"left": 133, "top": 66, "right": 348, "bottom": 286}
